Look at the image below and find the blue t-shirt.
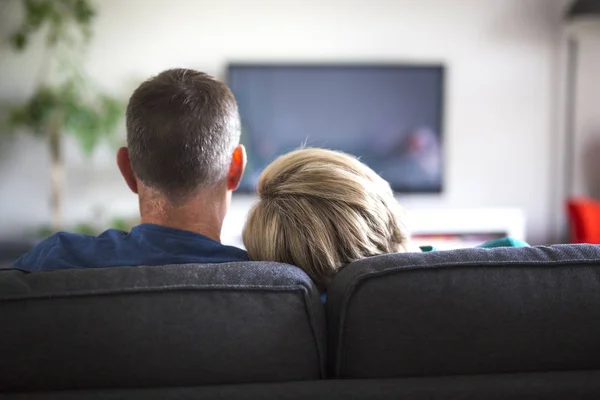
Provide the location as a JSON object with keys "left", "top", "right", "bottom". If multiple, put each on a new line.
{"left": 12, "top": 223, "right": 249, "bottom": 271}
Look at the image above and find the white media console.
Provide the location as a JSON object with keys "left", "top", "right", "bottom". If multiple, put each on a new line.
{"left": 221, "top": 196, "right": 526, "bottom": 250}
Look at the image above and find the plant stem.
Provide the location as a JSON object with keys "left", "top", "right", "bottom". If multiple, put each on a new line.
{"left": 49, "top": 113, "right": 63, "bottom": 231}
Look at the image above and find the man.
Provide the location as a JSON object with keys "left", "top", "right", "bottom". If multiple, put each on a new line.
{"left": 13, "top": 69, "right": 249, "bottom": 271}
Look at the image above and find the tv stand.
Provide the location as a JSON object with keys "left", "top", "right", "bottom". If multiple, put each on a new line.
{"left": 222, "top": 196, "right": 526, "bottom": 250}
{"left": 407, "top": 208, "right": 526, "bottom": 250}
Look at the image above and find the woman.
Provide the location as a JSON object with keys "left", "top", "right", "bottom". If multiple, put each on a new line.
{"left": 242, "top": 148, "right": 419, "bottom": 289}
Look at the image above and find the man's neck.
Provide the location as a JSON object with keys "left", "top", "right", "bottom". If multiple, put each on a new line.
{"left": 139, "top": 190, "right": 227, "bottom": 243}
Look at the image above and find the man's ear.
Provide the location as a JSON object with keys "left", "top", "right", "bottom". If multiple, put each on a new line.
{"left": 228, "top": 144, "right": 247, "bottom": 191}
{"left": 116, "top": 147, "right": 139, "bottom": 194}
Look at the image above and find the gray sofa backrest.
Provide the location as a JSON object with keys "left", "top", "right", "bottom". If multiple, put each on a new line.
{"left": 327, "top": 244, "right": 600, "bottom": 378}
{"left": 0, "top": 262, "right": 326, "bottom": 392}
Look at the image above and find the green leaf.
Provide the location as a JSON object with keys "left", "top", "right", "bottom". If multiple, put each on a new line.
{"left": 23, "top": 0, "right": 52, "bottom": 30}
{"left": 73, "top": 222, "right": 97, "bottom": 236}
{"left": 110, "top": 216, "right": 139, "bottom": 232}
{"left": 34, "top": 225, "right": 56, "bottom": 239}
{"left": 59, "top": 80, "right": 125, "bottom": 156}
{"left": 8, "top": 0, "right": 97, "bottom": 51}
{"left": 3, "top": 87, "right": 61, "bottom": 136}
{"left": 111, "top": 217, "right": 128, "bottom": 231}
{"left": 72, "top": 0, "right": 95, "bottom": 25}
{"left": 9, "top": 31, "right": 28, "bottom": 50}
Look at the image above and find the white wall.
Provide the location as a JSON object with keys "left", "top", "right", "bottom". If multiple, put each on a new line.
{"left": 0, "top": 0, "right": 569, "bottom": 244}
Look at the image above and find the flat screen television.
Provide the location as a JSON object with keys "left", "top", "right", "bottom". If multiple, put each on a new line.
{"left": 227, "top": 63, "right": 445, "bottom": 193}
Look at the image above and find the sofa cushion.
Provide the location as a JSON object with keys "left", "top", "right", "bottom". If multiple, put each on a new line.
{"left": 327, "top": 244, "right": 600, "bottom": 378}
{"left": 0, "top": 262, "right": 325, "bottom": 392}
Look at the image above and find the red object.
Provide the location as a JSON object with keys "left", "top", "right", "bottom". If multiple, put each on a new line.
{"left": 567, "top": 198, "right": 600, "bottom": 243}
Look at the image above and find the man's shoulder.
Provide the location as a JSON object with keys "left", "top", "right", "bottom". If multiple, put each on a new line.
{"left": 11, "top": 232, "right": 65, "bottom": 271}
{"left": 12, "top": 230, "right": 124, "bottom": 271}
{"left": 12, "top": 226, "right": 249, "bottom": 271}
{"left": 21, "top": 231, "right": 75, "bottom": 254}
{"left": 35, "top": 229, "right": 123, "bottom": 248}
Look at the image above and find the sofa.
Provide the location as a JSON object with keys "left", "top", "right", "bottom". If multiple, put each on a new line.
{"left": 2, "top": 244, "right": 600, "bottom": 399}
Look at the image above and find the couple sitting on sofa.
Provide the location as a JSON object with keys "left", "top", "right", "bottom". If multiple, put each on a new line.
{"left": 13, "top": 68, "right": 527, "bottom": 290}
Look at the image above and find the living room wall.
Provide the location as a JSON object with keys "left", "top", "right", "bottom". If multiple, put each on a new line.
{"left": 0, "top": 0, "right": 571, "bottom": 244}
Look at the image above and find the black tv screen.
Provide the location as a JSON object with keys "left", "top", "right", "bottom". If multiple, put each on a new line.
{"left": 227, "top": 64, "right": 444, "bottom": 193}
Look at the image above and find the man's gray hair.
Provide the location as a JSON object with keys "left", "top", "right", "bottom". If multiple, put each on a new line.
{"left": 126, "top": 68, "right": 241, "bottom": 199}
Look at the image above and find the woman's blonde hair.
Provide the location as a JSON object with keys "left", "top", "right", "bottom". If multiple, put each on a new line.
{"left": 242, "top": 148, "right": 414, "bottom": 288}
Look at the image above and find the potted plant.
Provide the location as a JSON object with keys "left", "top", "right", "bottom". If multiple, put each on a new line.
{"left": 2, "top": 0, "right": 124, "bottom": 232}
